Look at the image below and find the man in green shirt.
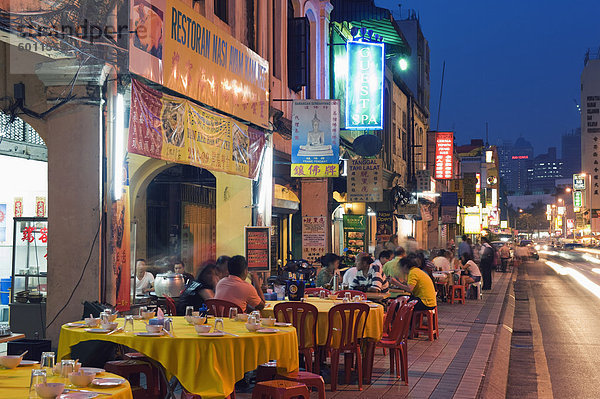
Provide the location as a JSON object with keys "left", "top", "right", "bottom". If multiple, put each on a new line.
{"left": 383, "top": 246, "right": 406, "bottom": 287}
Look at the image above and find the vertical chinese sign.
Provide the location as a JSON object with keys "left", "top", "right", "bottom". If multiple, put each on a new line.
{"left": 302, "top": 216, "right": 327, "bottom": 263}
{"left": 0, "top": 204, "right": 5, "bottom": 242}
{"left": 291, "top": 100, "right": 340, "bottom": 178}
{"left": 111, "top": 182, "right": 131, "bottom": 312}
{"left": 14, "top": 198, "right": 23, "bottom": 218}
{"left": 35, "top": 197, "right": 46, "bottom": 217}
{"left": 345, "top": 41, "right": 385, "bottom": 130}
{"left": 347, "top": 158, "right": 383, "bottom": 202}
{"left": 434, "top": 132, "right": 454, "bottom": 179}
{"left": 245, "top": 227, "right": 270, "bottom": 272}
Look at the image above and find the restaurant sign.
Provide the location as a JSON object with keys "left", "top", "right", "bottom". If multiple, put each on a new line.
{"left": 574, "top": 190, "right": 583, "bottom": 208}
{"left": 434, "top": 132, "right": 454, "bottom": 179}
{"left": 129, "top": 0, "right": 269, "bottom": 127}
{"left": 291, "top": 100, "right": 340, "bottom": 178}
{"left": 345, "top": 41, "right": 384, "bottom": 130}
{"left": 302, "top": 216, "right": 327, "bottom": 263}
{"left": 129, "top": 79, "right": 265, "bottom": 179}
{"left": 245, "top": 227, "right": 270, "bottom": 272}
{"left": 573, "top": 174, "right": 586, "bottom": 190}
{"left": 347, "top": 158, "right": 383, "bottom": 202}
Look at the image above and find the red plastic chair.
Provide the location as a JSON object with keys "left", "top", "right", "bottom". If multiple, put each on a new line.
{"left": 273, "top": 302, "right": 319, "bottom": 372}
{"left": 205, "top": 299, "right": 243, "bottom": 317}
{"left": 411, "top": 307, "right": 439, "bottom": 341}
{"left": 324, "top": 303, "right": 370, "bottom": 391}
{"left": 334, "top": 290, "right": 367, "bottom": 300}
{"left": 252, "top": 380, "right": 310, "bottom": 398}
{"left": 304, "top": 288, "right": 330, "bottom": 297}
{"left": 105, "top": 360, "right": 161, "bottom": 399}
{"left": 377, "top": 301, "right": 417, "bottom": 384}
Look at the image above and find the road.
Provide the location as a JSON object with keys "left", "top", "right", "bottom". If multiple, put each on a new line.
{"left": 507, "top": 250, "right": 600, "bottom": 398}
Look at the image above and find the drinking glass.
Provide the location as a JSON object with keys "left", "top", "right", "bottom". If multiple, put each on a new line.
{"left": 60, "top": 360, "right": 75, "bottom": 386}
{"left": 319, "top": 290, "right": 326, "bottom": 299}
{"left": 40, "top": 352, "right": 55, "bottom": 373}
{"left": 229, "top": 307, "right": 238, "bottom": 320}
{"left": 138, "top": 306, "right": 148, "bottom": 317}
{"left": 353, "top": 295, "right": 362, "bottom": 303}
{"left": 214, "top": 318, "right": 224, "bottom": 332}
{"left": 99, "top": 312, "right": 109, "bottom": 324}
{"left": 29, "top": 368, "right": 47, "bottom": 399}
{"left": 344, "top": 292, "right": 352, "bottom": 302}
{"left": 185, "top": 306, "right": 194, "bottom": 317}
{"left": 124, "top": 315, "right": 134, "bottom": 332}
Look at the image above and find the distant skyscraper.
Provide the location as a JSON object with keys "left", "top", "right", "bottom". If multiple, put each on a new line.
{"left": 561, "top": 128, "right": 581, "bottom": 178}
{"left": 498, "top": 137, "right": 534, "bottom": 194}
{"left": 531, "top": 147, "right": 563, "bottom": 193}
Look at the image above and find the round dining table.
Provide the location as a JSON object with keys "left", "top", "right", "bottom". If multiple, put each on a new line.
{"left": 0, "top": 362, "right": 133, "bottom": 399}
{"left": 58, "top": 316, "right": 299, "bottom": 399}
{"left": 263, "top": 297, "right": 385, "bottom": 345}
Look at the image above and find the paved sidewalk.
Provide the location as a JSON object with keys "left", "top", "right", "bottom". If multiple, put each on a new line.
{"left": 235, "top": 271, "right": 512, "bottom": 399}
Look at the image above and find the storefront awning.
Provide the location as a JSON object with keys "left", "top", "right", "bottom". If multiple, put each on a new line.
{"left": 273, "top": 184, "right": 299, "bottom": 214}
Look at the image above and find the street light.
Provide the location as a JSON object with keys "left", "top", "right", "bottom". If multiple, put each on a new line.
{"left": 399, "top": 58, "right": 408, "bottom": 71}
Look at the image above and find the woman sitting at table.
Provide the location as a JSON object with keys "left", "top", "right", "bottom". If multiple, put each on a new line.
{"left": 176, "top": 263, "right": 219, "bottom": 315}
{"left": 395, "top": 254, "right": 437, "bottom": 311}
{"left": 316, "top": 253, "right": 341, "bottom": 288}
{"left": 459, "top": 253, "right": 482, "bottom": 288}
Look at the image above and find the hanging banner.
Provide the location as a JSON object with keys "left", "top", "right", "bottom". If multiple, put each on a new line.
{"left": 420, "top": 203, "right": 433, "bottom": 222}
{"left": 376, "top": 211, "right": 394, "bottom": 242}
{"left": 435, "top": 132, "right": 454, "bottom": 179}
{"left": 291, "top": 100, "right": 340, "bottom": 177}
{"left": 441, "top": 206, "right": 457, "bottom": 224}
{"left": 0, "top": 204, "right": 5, "bottom": 242}
{"left": 14, "top": 197, "right": 23, "bottom": 218}
{"left": 347, "top": 158, "right": 383, "bottom": 202}
{"left": 111, "top": 184, "right": 131, "bottom": 312}
{"left": 302, "top": 216, "right": 327, "bottom": 264}
{"left": 129, "top": 0, "right": 269, "bottom": 127}
{"left": 416, "top": 170, "right": 431, "bottom": 192}
{"left": 129, "top": 79, "right": 265, "bottom": 179}
{"left": 463, "top": 173, "right": 477, "bottom": 207}
{"left": 245, "top": 227, "right": 270, "bottom": 272}
{"left": 35, "top": 197, "right": 46, "bottom": 217}
{"left": 345, "top": 40, "right": 384, "bottom": 130}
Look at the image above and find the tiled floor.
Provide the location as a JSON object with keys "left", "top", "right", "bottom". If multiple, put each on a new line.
{"left": 236, "top": 271, "right": 511, "bottom": 399}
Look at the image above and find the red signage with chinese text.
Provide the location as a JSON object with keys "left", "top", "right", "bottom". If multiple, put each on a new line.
{"left": 245, "top": 227, "right": 271, "bottom": 272}
{"left": 434, "top": 132, "right": 454, "bottom": 179}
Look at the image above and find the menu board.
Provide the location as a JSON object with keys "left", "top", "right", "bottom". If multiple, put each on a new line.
{"left": 343, "top": 214, "right": 366, "bottom": 257}
{"left": 347, "top": 158, "right": 383, "bottom": 202}
{"left": 302, "top": 216, "right": 327, "bottom": 264}
{"left": 245, "top": 227, "right": 270, "bottom": 271}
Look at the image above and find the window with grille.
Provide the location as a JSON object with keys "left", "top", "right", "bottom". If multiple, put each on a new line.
{"left": 0, "top": 112, "right": 45, "bottom": 146}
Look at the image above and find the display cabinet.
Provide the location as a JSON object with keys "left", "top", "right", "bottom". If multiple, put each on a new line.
{"left": 10, "top": 217, "right": 48, "bottom": 303}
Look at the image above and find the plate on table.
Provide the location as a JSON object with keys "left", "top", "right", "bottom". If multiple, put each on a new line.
{"left": 132, "top": 315, "right": 143, "bottom": 320}
{"left": 274, "top": 322, "right": 292, "bottom": 327}
{"left": 197, "top": 332, "right": 225, "bottom": 337}
{"left": 257, "top": 328, "right": 279, "bottom": 334}
{"left": 92, "top": 377, "right": 126, "bottom": 387}
{"left": 134, "top": 332, "right": 164, "bottom": 337}
{"left": 84, "top": 328, "right": 112, "bottom": 334}
{"left": 66, "top": 322, "right": 86, "bottom": 328}
{"left": 19, "top": 360, "right": 39, "bottom": 366}
{"left": 368, "top": 304, "right": 380, "bottom": 308}
{"left": 59, "top": 392, "right": 99, "bottom": 398}
{"left": 80, "top": 367, "right": 105, "bottom": 375}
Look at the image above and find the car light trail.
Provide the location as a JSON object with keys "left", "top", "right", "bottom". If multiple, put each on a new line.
{"left": 583, "top": 254, "right": 600, "bottom": 264}
{"left": 545, "top": 260, "right": 600, "bottom": 299}
{"left": 575, "top": 248, "right": 600, "bottom": 255}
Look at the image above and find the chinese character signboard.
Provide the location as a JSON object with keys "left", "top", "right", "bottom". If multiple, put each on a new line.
{"left": 35, "top": 197, "right": 46, "bottom": 217}
{"left": 463, "top": 173, "right": 477, "bottom": 207}
{"left": 0, "top": 204, "right": 5, "bottom": 242}
{"left": 416, "top": 170, "right": 431, "bottom": 192}
{"left": 302, "top": 216, "right": 327, "bottom": 263}
{"left": 573, "top": 174, "right": 586, "bottom": 190}
{"left": 345, "top": 41, "right": 384, "bottom": 130}
{"left": 291, "top": 100, "right": 340, "bottom": 177}
{"left": 245, "top": 227, "right": 270, "bottom": 272}
{"left": 343, "top": 215, "right": 366, "bottom": 254}
{"left": 574, "top": 190, "right": 583, "bottom": 208}
{"left": 347, "top": 158, "right": 382, "bottom": 202}
{"left": 129, "top": 79, "right": 265, "bottom": 179}
{"left": 14, "top": 197, "right": 23, "bottom": 218}
{"left": 129, "top": 0, "right": 269, "bottom": 127}
{"left": 434, "top": 132, "right": 454, "bottom": 179}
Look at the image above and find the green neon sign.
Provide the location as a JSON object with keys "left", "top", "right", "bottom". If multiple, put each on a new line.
{"left": 574, "top": 190, "right": 582, "bottom": 207}
{"left": 345, "top": 41, "right": 384, "bottom": 130}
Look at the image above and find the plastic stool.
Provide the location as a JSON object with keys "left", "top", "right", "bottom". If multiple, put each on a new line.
{"left": 468, "top": 281, "right": 483, "bottom": 300}
{"left": 256, "top": 361, "right": 278, "bottom": 382}
{"left": 252, "top": 380, "right": 310, "bottom": 399}
{"left": 104, "top": 360, "right": 161, "bottom": 399}
{"left": 411, "top": 308, "right": 439, "bottom": 341}
{"left": 449, "top": 285, "right": 465, "bottom": 304}
{"left": 276, "top": 371, "right": 326, "bottom": 399}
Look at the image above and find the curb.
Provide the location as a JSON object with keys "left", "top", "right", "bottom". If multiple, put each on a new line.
{"left": 477, "top": 270, "right": 516, "bottom": 398}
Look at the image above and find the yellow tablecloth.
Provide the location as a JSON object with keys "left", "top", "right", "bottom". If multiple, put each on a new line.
{"left": 58, "top": 317, "right": 298, "bottom": 399}
{"left": 0, "top": 364, "right": 133, "bottom": 399}
{"left": 263, "top": 298, "right": 384, "bottom": 345}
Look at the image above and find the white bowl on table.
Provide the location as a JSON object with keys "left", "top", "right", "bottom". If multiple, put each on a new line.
{"left": 236, "top": 313, "right": 249, "bottom": 322}
{"left": 35, "top": 382, "right": 65, "bottom": 399}
{"left": 100, "top": 322, "right": 118, "bottom": 331}
{"left": 142, "top": 311, "right": 155, "bottom": 320}
{"left": 245, "top": 323, "right": 260, "bottom": 332}
{"left": 194, "top": 324, "right": 211, "bottom": 334}
{"left": 145, "top": 324, "right": 163, "bottom": 334}
{"left": 0, "top": 355, "right": 21, "bottom": 369}
{"left": 69, "top": 371, "right": 96, "bottom": 387}
{"left": 84, "top": 318, "right": 100, "bottom": 328}
{"left": 261, "top": 318, "right": 275, "bottom": 327}
{"left": 53, "top": 361, "right": 81, "bottom": 375}
{"left": 190, "top": 316, "right": 207, "bottom": 325}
